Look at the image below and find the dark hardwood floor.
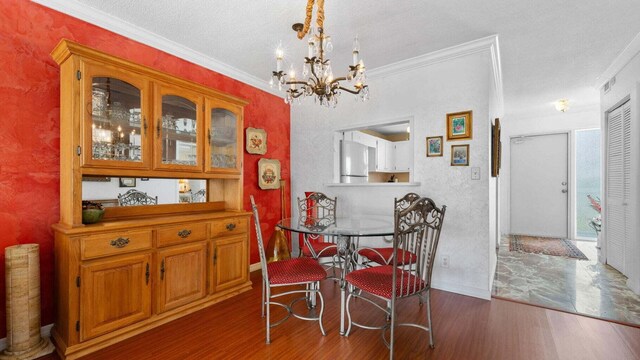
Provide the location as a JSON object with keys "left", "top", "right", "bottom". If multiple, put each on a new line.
{"left": 43, "top": 271, "right": 640, "bottom": 359}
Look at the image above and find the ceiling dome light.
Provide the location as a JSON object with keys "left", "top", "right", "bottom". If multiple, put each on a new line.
{"left": 555, "top": 99, "right": 569, "bottom": 112}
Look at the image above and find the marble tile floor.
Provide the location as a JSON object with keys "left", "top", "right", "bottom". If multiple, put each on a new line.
{"left": 492, "top": 235, "right": 640, "bottom": 326}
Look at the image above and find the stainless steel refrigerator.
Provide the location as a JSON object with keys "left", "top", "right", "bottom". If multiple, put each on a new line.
{"left": 340, "top": 140, "right": 369, "bottom": 183}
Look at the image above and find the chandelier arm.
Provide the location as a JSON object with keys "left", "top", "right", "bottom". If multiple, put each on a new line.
{"left": 336, "top": 86, "right": 363, "bottom": 95}
{"left": 329, "top": 77, "right": 347, "bottom": 85}
{"left": 289, "top": 91, "right": 306, "bottom": 99}
{"left": 285, "top": 80, "right": 312, "bottom": 86}
{"left": 308, "top": 59, "right": 322, "bottom": 84}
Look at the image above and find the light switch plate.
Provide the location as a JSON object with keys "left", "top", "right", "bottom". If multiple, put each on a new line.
{"left": 471, "top": 167, "right": 481, "bottom": 180}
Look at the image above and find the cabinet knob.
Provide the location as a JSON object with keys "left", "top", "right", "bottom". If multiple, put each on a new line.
{"left": 110, "top": 237, "right": 130, "bottom": 248}
{"left": 178, "top": 229, "right": 192, "bottom": 238}
{"left": 226, "top": 223, "right": 236, "bottom": 231}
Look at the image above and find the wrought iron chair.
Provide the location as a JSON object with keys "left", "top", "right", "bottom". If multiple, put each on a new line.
{"left": 250, "top": 196, "right": 327, "bottom": 344}
{"left": 117, "top": 189, "right": 158, "bottom": 206}
{"left": 358, "top": 193, "right": 422, "bottom": 267}
{"left": 297, "top": 192, "right": 340, "bottom": 276}
{"left": 344, "top": 197, "right": 446, "bottom": 358}
{"left": 191, "top": 188, "right": 206, "bottom": 203}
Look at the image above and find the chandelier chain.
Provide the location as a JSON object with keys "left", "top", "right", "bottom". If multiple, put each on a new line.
{"left": 297, "top": 0, "right": 316, "bottom": 39}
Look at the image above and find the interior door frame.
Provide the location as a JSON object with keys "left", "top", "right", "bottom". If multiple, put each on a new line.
{"left": 509, "top": 131, "right": 573, "bottom": 239}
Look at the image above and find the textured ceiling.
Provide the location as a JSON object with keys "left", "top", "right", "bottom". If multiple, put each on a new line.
{"left": 64, "top": 0, "right": 640, "bottom": 118}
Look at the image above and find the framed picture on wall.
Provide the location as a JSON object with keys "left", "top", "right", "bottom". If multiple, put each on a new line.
{"left": 446, "top": 110, "right": 473, "bottom": 141}
{"left": 426, "top": 136, "right": 443, "bottom": 157}
{"left": 451, "top": 144, "right": 470, "bottom": 166}
{"left": 258, "top": 158, "right": 281, "bottom": 190}
{"left": 119, "top": 177, "right": 136, "bottom": 187}
{"left": 246, "top": 127, "right": 267, "bottom": 155}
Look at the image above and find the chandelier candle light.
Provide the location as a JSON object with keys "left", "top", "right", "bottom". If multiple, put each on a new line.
{"left": 270, "top": 0, "right": 369, "bottom": 107}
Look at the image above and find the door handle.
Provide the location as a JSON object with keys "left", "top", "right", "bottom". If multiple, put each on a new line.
{"left": 561, "top": 189, "right": 568, "bottom": 193}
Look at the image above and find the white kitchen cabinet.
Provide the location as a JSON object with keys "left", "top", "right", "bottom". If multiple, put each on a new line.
{"left": 393, "top": 141, "right": 412, "bottom": 171}
{"left": 385, "top": 141, "right": 394, "bottom": 171}
{"left": 375, "top": 139, "right": 386, "bottom": 171}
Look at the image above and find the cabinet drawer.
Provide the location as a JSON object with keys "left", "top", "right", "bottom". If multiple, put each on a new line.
{"left": 157, "top": 222, "right": 208, "bottom": 247}
{"left": 211, "top": 217, "right": 247, "bottom": 238}
{"left": 81, "top": 230, "right": 152, "bottom": 260}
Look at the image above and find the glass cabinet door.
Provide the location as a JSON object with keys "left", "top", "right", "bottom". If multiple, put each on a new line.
{"left": 154, "top": 84, "right": 203, "bottom": 171}
{"left": 82, "top": 61, "right": 150, "bottom": 168}
{"left": 205, "top": 99, "right": 242, "bottom": 174}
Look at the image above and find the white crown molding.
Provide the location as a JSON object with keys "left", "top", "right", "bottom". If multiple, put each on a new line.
{"left": 31, "top": 0, "right": 282, "bottom": 97}
{"left": 595, "top": 31, "right": 640, "bottom": 89}
{"left": 368, "top": 35, "right": 504, "bottom": 116}
{"left": 33, "top": 0, "right": 504, "bottom": 106}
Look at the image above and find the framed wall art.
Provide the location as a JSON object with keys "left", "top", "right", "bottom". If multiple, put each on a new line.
{"left": 446, "top": 110, "right": 473, "bottom": 141}
{"left": 258, "top": 158, "right": 281, "bottom": 190}
{"left": 451, "top": 144, "right": 470, "bottom": 166}
{"left": 119, "top": 177, "right": 136, "bottom": 187}
{"left": 246, "top": 127, "right": 267, "bottom": 155}
{"left": 491, "top": 118, "right": 501, "bottom": 177}
{"left": 426, "top": 136, "right": 443, "bottom": 157}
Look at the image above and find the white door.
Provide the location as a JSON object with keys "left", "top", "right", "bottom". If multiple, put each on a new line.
{"left": 510, "top": 133, "right": 569, "bottom": 238}
{"left": 605, "top": 100, "right": 631, "bottom": 273}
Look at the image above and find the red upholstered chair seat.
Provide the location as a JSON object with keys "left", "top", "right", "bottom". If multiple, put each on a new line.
{"left": 267, "top": 257, "right": 327, "bottom": 285}
{"left": 345, "top": 265, "right": 426, "bottom": 299}
{"left": 302, "top": 241, "right": 338, "bottom": 258}
{"left": 358, "top": 247, "right": 417, "bottom": 266}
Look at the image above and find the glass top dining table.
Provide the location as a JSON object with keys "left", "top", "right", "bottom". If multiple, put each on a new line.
{"left": 276, "top": 215, "right": 395, "bottom": 238}
{"left": 277, "top": 214, "right": 395, "bottom": 335}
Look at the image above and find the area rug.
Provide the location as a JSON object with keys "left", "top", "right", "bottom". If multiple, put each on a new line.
{"left": 509, "top": 235, "right": 588, "bottom": 260}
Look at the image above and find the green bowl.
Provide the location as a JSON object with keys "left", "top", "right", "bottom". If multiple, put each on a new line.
{"left": 82, "top": 209, "right": 105, "bottom": 224}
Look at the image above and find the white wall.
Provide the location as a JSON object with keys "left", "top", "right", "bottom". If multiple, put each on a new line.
{"left": 499, "top": 106, "right": 601, "bottom": 236}
{"left": 291, "top": 49, "right": 499, "bottom": 299}
{"left": 600, "top": 48, "right": 640, "bottom": 294}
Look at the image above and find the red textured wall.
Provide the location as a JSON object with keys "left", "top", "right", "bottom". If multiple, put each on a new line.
{"left": 0, "top": 0, "right": 289, "bottom": 338}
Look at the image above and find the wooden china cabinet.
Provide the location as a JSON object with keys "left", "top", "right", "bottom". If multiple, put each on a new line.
{"left": 50, "top": 39, "right": 251, "bottom": 360}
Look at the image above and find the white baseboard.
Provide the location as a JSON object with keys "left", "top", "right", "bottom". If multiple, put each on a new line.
{"left": 0, "top": 323, "right": 53, "bottom": 351}
{"left": 250, "top": 262, "right": 262, "bottom": 273}
{"left": 431, "top": 281, "right": 491, "bottom": 300}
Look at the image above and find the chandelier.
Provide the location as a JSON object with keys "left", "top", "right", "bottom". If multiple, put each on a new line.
{"left": 269, "top": 0, "right": 369, "bottom": 107}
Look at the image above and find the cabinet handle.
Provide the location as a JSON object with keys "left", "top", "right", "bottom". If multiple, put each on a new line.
{"left": 208, "top": 129, "right": 212, "bottom": 143}
{"left": 143, "top": 117, "right": 148, "bottom": 136}
{"left": 226, "top": 223, "right": 236, "bottom": 231}
{"left": 178, "top": 229, "right": 192, "bottom": 238}
{"left": 160, "top": 259, "right": 165, "bottom": 280}
{"left": 213, "top": 248, "right": 217, "bottom": 265}
{"left": 145, "top": 263, "right": 150, "bottom": 285}
{"left": 156, "top": 120, "right": 161, "bottom": 138}
{"left": 110, "top": 237, "right": 130, "bottom": 248}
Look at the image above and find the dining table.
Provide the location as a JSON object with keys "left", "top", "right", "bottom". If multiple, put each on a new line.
{"left": 277, "top": 214, "right": 395, "bottom": 335}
